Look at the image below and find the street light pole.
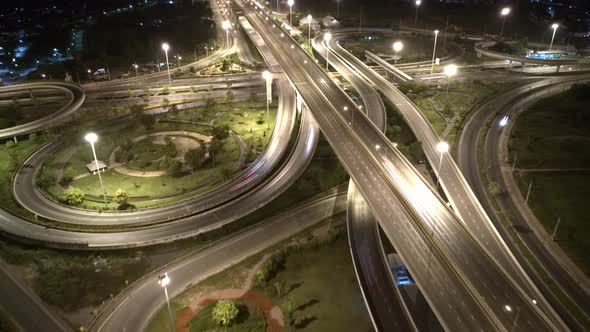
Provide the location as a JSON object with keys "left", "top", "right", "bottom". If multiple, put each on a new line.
{"left": 324, "top": 32, "right": 332, "bottom": 71}
{"left": 431, "top": 30, "right": 439, "bottom": 74}
{"left": 162, "top": 43, "right": 172, "bottom": 87}
{"left": 435, "top": 141, "right": 449, "bottom": 189}
{"left": 307, "top": 15, "right": 312, "bottom": 47}
{"left": 177, "top": 56, "right": 182, "bottom": 68}
{"left": 336, "top": 0, "right": 341, "bottom": 19}
{"left": 133, "top": 64, "right": 139, "bottom": 77}
{"left": 443, "top": 64, "right": 457, "bottom": 101}
{"left": 84, "top": 133, "right": 107, "bottom": 207}
{"left": 288, "top": 0, "right": 294, "bottom": 26}
{"left": 414, "top": 0, "right": 421, "bottom": 26}
{"left": 158, "top": 273, "right": 175, "bottom": 332}
{"left": 549, "top": 23, "right": 559, "bottom": 51}
{"left": 500, "top": 7, "right": 511, "bottom": 37}
{"left": 262, "top": 71, "right": 272, "bottom": 130}
{"left": 393, "top": 41, "right": 403, "bottom": 64}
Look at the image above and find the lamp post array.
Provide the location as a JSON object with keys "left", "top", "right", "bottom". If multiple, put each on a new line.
{"left": 288, "top": 0, "right": 294, "bottom": 26}
{"left": 431, "top": 30, "right": 439, "bottom": 74}
{"left": 414, "top": 0, "right": 421, "bottom": 26}
{"left": 158, "top": 273, "right": 175, "bottom": 332}
{"left": 262, "top": 70, "right": 272, "bottom": 130}
{"left": 443, "top": 63, "right": 457, "bottom": 100}
{"left": 84, "top": 133, "right": 108, "bottom": 207}
{"left": 549, "top": 23, "right": 559, "bottom": 51}
{"left": 500, "top": 7, "right": 511, "bottom": 37}
{"left": 392, "top": 41, "right": 403, "bottom": 64}
{"left": 324, "top": 32, "right": 332, "bottom": 71}
{"left": 161, "top": 42, "right": 172, "bottom": 86}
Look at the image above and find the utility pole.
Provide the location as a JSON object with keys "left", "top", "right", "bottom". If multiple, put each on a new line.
{"left": 552, "top": 217, "right": 561, "bottom": 240}
{"left": 525, "top": 178, "right": 533, "bottom": 204}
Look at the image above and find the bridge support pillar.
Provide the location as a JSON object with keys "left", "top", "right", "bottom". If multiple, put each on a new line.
{"left": 508, "top": 60, "right": 512, "bottom": 69}
{"left": 13, "top": 137, "right": 17, "bottom": 143}
{"left": 556, "top": 65, "right": 561, "bottom": 73}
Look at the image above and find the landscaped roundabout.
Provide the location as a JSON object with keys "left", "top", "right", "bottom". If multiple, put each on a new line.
{"left": 11, "top": 99, "right": 288, "bottom": 230}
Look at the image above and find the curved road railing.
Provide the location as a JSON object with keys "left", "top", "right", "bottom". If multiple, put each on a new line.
{"left": 0, "top": 82, "right": 85, "bottom": 139}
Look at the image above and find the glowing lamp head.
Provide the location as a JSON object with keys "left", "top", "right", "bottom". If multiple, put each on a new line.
{"left": 393, "top": 41, "right": 403, "bottom": 53}
{"left": 162, "top": 43, "right": 170, "bottom": 51}
{"left": 434, "top": 29, "right": 439, "bottom": 34}
{"left": 134, "top": 64, "right": 138, "bottom": 68}
{"left": 41, "top": 74, "right": 46, "bottom": 78}
{"left": 307, "top": 14, "right": 312, "bottom": 20}
{"left": 499, "top": 115, "right": 509, "bottom": 127}
{"left": 415, "top": 0, "right": 421, "bottom": 5}
{"left": 84, "top": 133, "right": 98, "bottom": 144}
{"left": 287, "top": 0, "right": 294, "bottom": 6}
{"left": 443, "top": 64, "right": 457, "bottom": 77}
{"left": 324, "top": 32, "right": 332, "bottom": 41}
{"left": 436, "top": 141, "right": 449, "bottom": 153}
{"left": 500, "top": 7, "right": 510, "bottom": 16}
{"left": 262, "top": 70, "right": 271, "bottom": 80}
{"left": 158, "top": 273, "right": 170, "bottom": 287}
{"left": 551, "top": 23, "right": 559, "bottom": 30}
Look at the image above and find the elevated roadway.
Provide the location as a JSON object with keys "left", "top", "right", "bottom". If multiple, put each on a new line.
{"left": 0, "top": 82, "right": 85, "bottom": 140}
{"left": 458, "top": 76, "right": 590, "bottom": 330}
{"left": 239, "top": 1, "right": 565, "bottom": 330}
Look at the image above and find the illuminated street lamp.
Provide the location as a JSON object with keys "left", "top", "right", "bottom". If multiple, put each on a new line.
{"left": 133, "top": 64, "right": 139, "bottom": 76}
{"left": 84, "top": 133, "right": 108, "bottom": 206}
{"left": 549, "top": 23, "right": 559, "bottom": 51}
{"left": 392, "top": 41, "right": 403, "bottom": 64}
{"left": 222, "top": 20, "right": 231, "bottom": 45}
{"left": 262, "top": 71, "right": 272, "bottom": 130}
{"left": 41, "top": 73, "right": 46, "bottom": 80}
{"left": 158, "top": 273, "right": 175, "bottom": 332}
{"left": 435, "top": 141, "right": 449, "bottom": 189}
{"left": 87, "top": 69, "right": 92, "bottom": 81}
{"left": 414, "top": 0, "right": 421, "bottom": 26}
{"left": 500, "top": 7, "right": 511, "bottom": 37}
{"left": 162, "top": 42, "right": 172, "bottom": 86}
{"left": 443, "top": 63, "right": 457, "bottom": 100}
{"left": 307, "top": 15, "right": 313, "bottom": 47}
{"left": 288, "top": 0, "right": 294, "bottom": 26}
{"left": 324, "top": 32, "right": 332, "bottom": 71}
{"left": 177, "top": 55, "right": 182, "bottom": 68}
{"left": 431, "top": 30, "right": 439, "bottom": 74}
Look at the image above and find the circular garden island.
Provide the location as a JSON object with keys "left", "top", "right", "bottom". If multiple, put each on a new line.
{"left": 37, "top": 101, "right": 276, "bottom": 211}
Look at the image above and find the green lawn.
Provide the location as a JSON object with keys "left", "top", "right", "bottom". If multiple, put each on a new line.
{"left": 510, "top": 86, "right": 590, "bottom": 274}
{"left": 257, "top": 236, "right": 372, "bottom": 332}
{"left": 0, "top": 241, "right": 149, "bottom": 312}
{"left": 344, "top": 33, "right": 450, "bottom": 63}
{"left": 189, "top": 302, "right": 266, "bottom": 332}
{"left": 0, "top": 137, "right": 46, "bottom": 216}
{"left": 0, "top": 305, "right": 20, "bottom": 332}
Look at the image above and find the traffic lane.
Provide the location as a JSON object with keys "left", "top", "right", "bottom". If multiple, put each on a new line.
{"left": 95, "top": 192, "right": 348, "bottom": 332}
{"left": 243, "top": 4, "right": 559, "bottom": 330}
{"left": 0, "top": 262, "right": 70, "bottom": 332}
{"left": 243, "top": 7, "right": 495, "bottom": 329}
{"left": 328, "top": 33, "right": 565, "bottom": 326}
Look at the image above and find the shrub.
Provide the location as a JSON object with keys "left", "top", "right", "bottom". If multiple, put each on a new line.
{"left": 112, "top": 189, "right": 128, "bottom": 204}
{"left": 64, "top": 187, "right": 85, "bottom": 205}
{"left": 36, "top": 171, "right": 56, "bottom": 189}
{"left": 212, "top": 300, "right": 239, "bottom": 326}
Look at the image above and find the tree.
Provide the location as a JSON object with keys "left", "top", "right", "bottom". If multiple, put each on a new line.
{"left": 212, "top": 125, "right": 230, "bottom": 140}
{"left": 208, "top": 139, "right": 224, "bottom": 168}
{"left": 64, "top": 187, "right": 85, "bottom": 205}
{"left": 166, "top": 159, "right": 183, "bottom": 177}
{"left": 36, "top": 170, "right": 56, "bottom": 189}
{"left": 225, "top": 90, "right": 234, "bottom": 104}
{"left": 137, "top": 112, "right": 155, "bottom": 130}
{"left": 185, "top": 147, "right": 206, "bottom": 169}
{"left": 112, "top": 189, "right": 129, "bottom": 204}
{"left": 488, "top": 181, "right": 501, "bottom": 196}
{"left": 212, "top": 300, "right": 239, "bottom": 326}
